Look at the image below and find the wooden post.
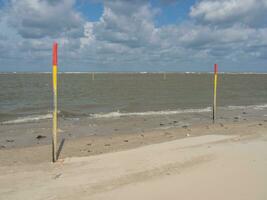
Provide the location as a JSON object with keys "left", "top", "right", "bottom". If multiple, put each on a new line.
{"left": 213, "top": 64, "right": 218, "bottom": 123}
{"left": 52, "top": 42, "right": 58, "bottom": 162}
{"left": 92, "top": 72, "right": 95, "bottom": 81}
{"left": 163, "top": 72, "right": 166, "bottom": 80}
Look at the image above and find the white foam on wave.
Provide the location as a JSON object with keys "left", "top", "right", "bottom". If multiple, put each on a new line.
{"left": 253, "top": 104, "right": 267, "bottom": 110}
{"left": 227, "top": 104, "right": 267, "bottom": 110}
{"left": 91, "top": 107, "right": 212, "bottom": 119}
{"left": 1, "top": 114, "right": 52, "bottom": 125}
{"left": 227, "top": 105, "right": 248, "bottom": 110}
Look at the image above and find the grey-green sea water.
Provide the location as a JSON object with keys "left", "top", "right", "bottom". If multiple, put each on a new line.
{"left": 1, "top": 73, "right": 267, "bottom": 123}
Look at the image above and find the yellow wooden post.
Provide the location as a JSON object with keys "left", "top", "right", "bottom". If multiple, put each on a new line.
{"left": 213, "top": 64, "right": 218, "bottom": 123}
{"left": 52, "top": 42, "right": 58, "bottom": 162}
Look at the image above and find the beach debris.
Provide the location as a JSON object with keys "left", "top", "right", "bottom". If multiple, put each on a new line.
{"left": 87, "top": 143, "right": 92, "bottom": 146}
{"left": 258, "top": 123, "right": 263, "bottom": 126}
{"left": 36, "top": 135, "right": 46, "bottom": 140}
{"left": 6, "top": 139, "right": 14, "bottom": 143}
{"left": 234, "top": 116, "right": 239, "bottom": 120}
{"left": 220, "top": 123, "right": 224, "bottom": 127}
{"left": 182, "top": 125, "right": 188, "bottom": 129}
{"left": 0, "top": 145, "right": 6, "bottom": 149}
{"left": 140, "top": 134, "right": 144, "bottom": 137}
{"left": 124, "top": 140, "right": 129, "bottom": 142}
{"left": 53, "top": 173, "right": 62, "bottom": 179}
{"left": 114, "top": 128, "right": 119, "bottom": 131}
{"left": 173, "top": 120, "right": 178, "bottom": 123}
{"left": 160, "top": 123, "right": 164, "bottom": 126}
{"left": 88, "top": 150, "right": 91, "bottom": 152}
{"left": 242, "top": 112, "right": 247, "bottom": 114}
{"left": 186, "top": 133, "right": 190, "bottom": 137}
{"left": 104, "top": 144, "right": 111, "bottom": 146}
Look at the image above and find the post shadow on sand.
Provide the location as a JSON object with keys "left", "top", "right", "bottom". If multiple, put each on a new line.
{"left": 56, "top": 138, "right": 65, "bottom": 160}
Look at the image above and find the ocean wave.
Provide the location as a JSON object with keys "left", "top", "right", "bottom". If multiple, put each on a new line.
{"left": 1, "top": 103, "right": 267, "bottom": 124}
{"left": 90, "top": 107, "right": 212, "bottom": 119}
{"left": 1, "top": 114, "right": 52, "bottom": 125}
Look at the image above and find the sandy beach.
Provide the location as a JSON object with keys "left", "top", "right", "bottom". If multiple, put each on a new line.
{"left": 0, "top": 117, "right": 267, "bottom": 199}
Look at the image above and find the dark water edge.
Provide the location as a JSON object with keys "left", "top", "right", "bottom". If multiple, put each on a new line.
{"left": 1, "top": 73, "right": 267, "bottom": 124}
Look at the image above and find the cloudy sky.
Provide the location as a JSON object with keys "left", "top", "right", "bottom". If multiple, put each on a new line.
{"left": 0, "top": 0, "right": 266, "bottom": 72}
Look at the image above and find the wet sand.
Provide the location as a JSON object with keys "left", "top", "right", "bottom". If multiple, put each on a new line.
{"left": 0, "top": 119, "right": 267, "bottom": 166}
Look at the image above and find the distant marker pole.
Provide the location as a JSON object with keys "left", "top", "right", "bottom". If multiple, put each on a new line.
{"left": 92, "top": 72, "right": 95, "bottom": 81}
{"left": 163, "top": 72, "right": 166, "bottom": 80}
{"left": 213, "top": 64, "right": 218, "bottom": 123}
{"left": 52, "top": 42, "right": 58, "bottom": 162}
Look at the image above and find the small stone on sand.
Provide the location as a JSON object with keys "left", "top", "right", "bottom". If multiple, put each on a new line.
{"left": 6, "top": 139, "right": 14, "bottom": 143}
{"left": 36, "top": 135, "right": 46, "bottom": 140}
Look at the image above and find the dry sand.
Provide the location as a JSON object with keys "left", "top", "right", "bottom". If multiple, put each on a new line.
{"left": 0, "top": 121, "right": 267, "bottom": 200}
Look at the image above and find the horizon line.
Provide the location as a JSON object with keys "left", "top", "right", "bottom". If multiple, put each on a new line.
{"left": 1, "top": 71, "right": 267, "bottom": 74}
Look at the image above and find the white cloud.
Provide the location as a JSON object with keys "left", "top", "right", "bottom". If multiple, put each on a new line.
{"left": 7, "top": 0, "right": 84, "bottom": 38}
{"left": 190, "top": 0, "right": 267, "bottom": 27}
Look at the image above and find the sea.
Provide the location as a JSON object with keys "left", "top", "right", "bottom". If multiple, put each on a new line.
{"left": 1, "top": 72, "right": 267, "bottom": 125}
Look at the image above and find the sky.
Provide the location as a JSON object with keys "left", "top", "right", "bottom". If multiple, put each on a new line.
{"left": 0, "top": 0, "right": 267, "bottom": 72}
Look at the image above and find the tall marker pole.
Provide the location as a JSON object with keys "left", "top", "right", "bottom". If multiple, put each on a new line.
{"left": 52, "top": 42, "right": 58, "bottom": 162}
{"left": 92, "top": 72, "right": 95, "bottom": 81}
{"left": 213, "top": 64, "right": 218, "bottom": 123}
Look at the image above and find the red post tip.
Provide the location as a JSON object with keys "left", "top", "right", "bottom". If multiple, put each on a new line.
{"left": 53, "top": 42, "right": 58, "bottom": 66}
{"left": 214, "top": 64, "right": 218, "bottom": 74}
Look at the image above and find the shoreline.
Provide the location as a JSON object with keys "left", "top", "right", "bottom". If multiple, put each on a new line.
{"left": 1, "top": 104, "right": 267, "bottom": 150}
